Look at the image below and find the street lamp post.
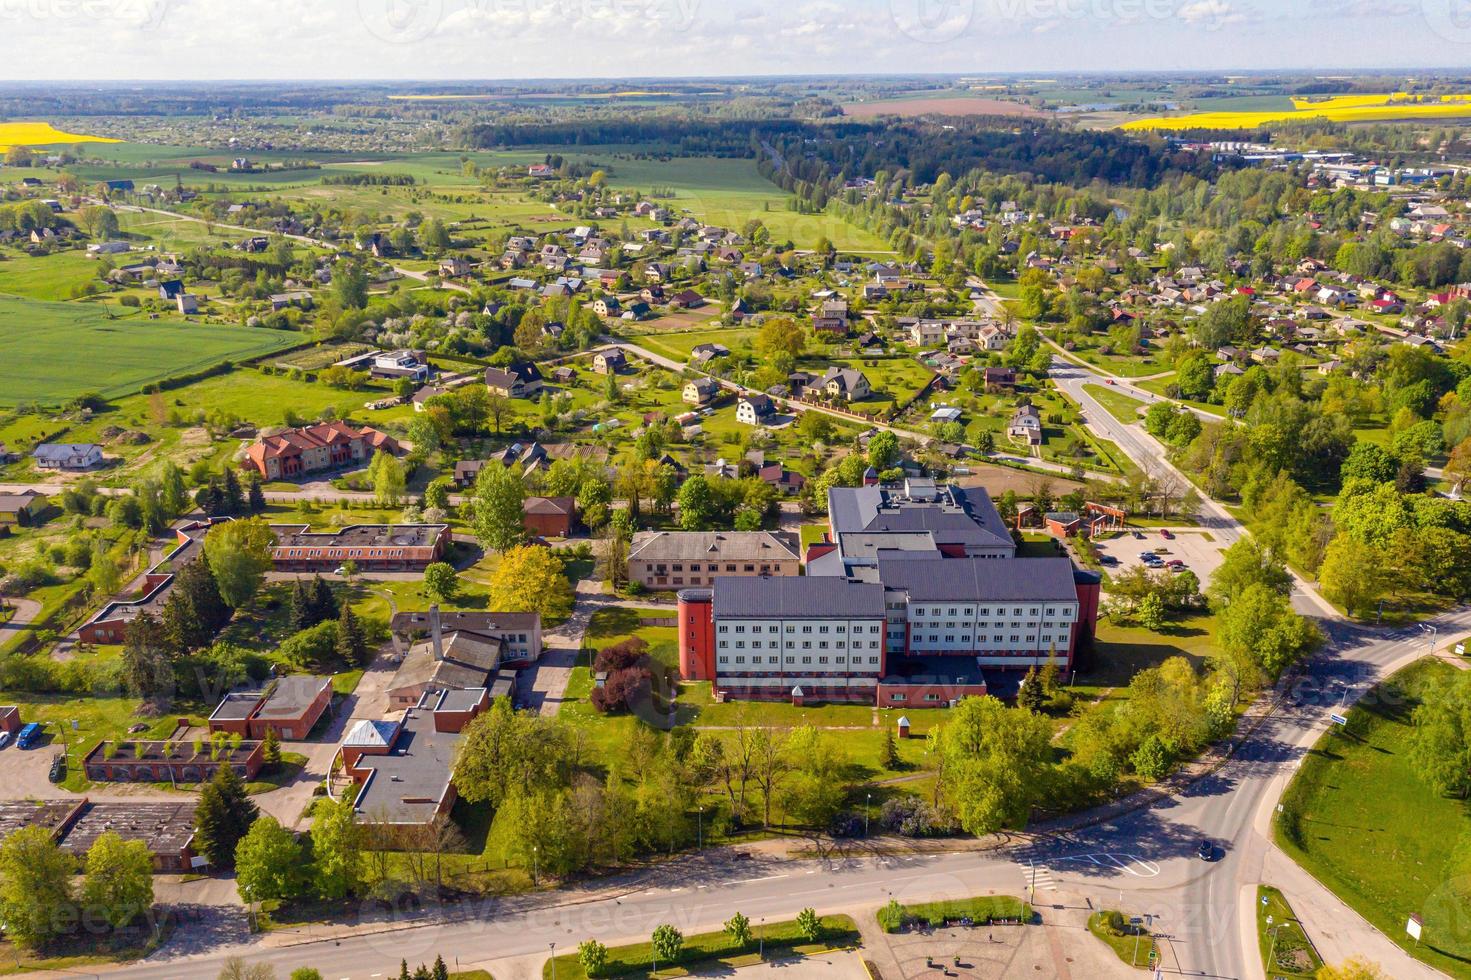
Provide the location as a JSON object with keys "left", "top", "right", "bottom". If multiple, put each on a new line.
{"left": 759, "top": 917, "right": 765, "bottom": 959}
{"left": 698, "top": 806, "right": 703, "bottom": 849}
{"left": 865, "top": 792, "right": 871, "bottom": 837}
{"left": 1421, "top": 623, "right": 1439, "bottom": 658}
{"left": 549, "top": 942, "right": 556, "bottom": 980}
{"left": 533, "top": 844, "right": 539, "bottom": 886}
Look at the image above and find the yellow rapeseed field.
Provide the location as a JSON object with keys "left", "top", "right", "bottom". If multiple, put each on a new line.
{"left": 0, "top": 121, "right": 120, "bottom": 151}
{"left": 1122, "top": 94, "right": 1471, "bottom": 131}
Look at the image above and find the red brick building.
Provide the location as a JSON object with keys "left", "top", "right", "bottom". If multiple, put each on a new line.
{"left": 243, "top": 421, "right": 398, "bottom": 481}
{"left": 523, "top": 497, "right": 576, "bottom": 538}
{"left": 207, "top": 675, "right": 333, "bottom": 740}
{"left": 84, "top": 739, "right": 263, "bottom": 783}
{"left": 270, "top": 524, "right": 449, "bottom": 572}
{"left": 0, "top": 706, "right": 19, "bottom": 735}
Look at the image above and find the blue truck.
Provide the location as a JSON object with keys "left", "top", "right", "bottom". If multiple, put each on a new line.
{"left": 16, "top": 723, "right": 42, "bottom": 749}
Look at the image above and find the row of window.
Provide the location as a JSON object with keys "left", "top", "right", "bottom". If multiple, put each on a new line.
{"left": 719, "top": 623, "right": 882, "bottom": 635}
{"left": 719, "top": 640, "right": 882, "bottom": 651}
{"left": 652, "top": 563, "right": 773, "bottom": 573}
{"left": 913, "top": 606, "right": 1065, "bottom": 617}
{"left": 718, "top": 655, "right": 883, "bottom": 666}
{"left": 910, "top": 634, "right": 1070, "bottom": 645}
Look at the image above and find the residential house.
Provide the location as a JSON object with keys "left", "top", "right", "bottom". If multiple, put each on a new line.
{"left": 0, "top": 490, "right": 45, "bottom": 526}
{"left": 813, "top": 300, "right": 849, "bottom": 336}
{"left": 592, "top": 349, "right": 627, "bottom": 374}
{"left": 32, "top": 444, "right": 103, "bottom": 471}
{"left": 737, "top": 394, "right": 776, "bottom": 426}
{"left": 484, "top": 363, "right": 544, "bottom": 399}
{"left": 982, "top": 367, "right": 1016, "bottom": 392}
{"left": 817, "top": 366, "right": 872, "bottom": 402}
{"left": 1008, "top": 405, "right": 1043, "bottom": 446}
{"left": 683, "top": 378, "right": 720, "bottom": 406}
{"left": 689, "top": 343, "right": 730, "bottom": 367}
{"left": 523, "top": 497, "right": 577, "bottom": 538}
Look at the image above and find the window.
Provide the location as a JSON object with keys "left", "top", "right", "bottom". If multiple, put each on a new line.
{"left": 673, "top": 564, "right": 684, "bottom": 572}
{"left": 802, "top": 641, "right": 812, "bottom": 649}
{"left": 818, "top": 626, "right": 829, "bottom": 634}
{"left": 735, "top": 656, "right": 746, "bottom": 664}
{"left": 735, "top": 625, "right": 745, "bottom": 633}
{"left": 744, "top": 564, "right": 755, "bottom": 572}
{"left": 673, "top": 578, "right": 683, "bottom": 586}
{"left": 818, "top": 656, "right": 829, "bottom": 664}
{"left": 890, "top": 693, "right": 907, "bottom": 701}
{"left": 802, "top": 626, "right": 813, "bottom": 634}
{"left": 924, "top": 693, "right": 941, "bottom": 702}
{"left": 726, "top": 564, "right": 736, "bottom": 572}
{"left": 869, "top": 656, "right": 880, "bottom": 664}
{"left": 818, "top": 641, "right": 828, "bottom": 650}
{"left": 718, "top": 625, "right": 729, "bottom": 634}
{"left": 802, "top": 657, "right": 812, "bottom": 665}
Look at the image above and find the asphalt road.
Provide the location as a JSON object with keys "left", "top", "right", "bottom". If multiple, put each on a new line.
{"left": 81, "top": 602, "right": 1471, "bottom": 980}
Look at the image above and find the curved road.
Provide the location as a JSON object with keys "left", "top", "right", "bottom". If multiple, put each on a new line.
{"left": 74, "top": 354, "right": 1471, "bottom": 979}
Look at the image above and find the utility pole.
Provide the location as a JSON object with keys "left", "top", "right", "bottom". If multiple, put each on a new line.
{"left": 865, "top": 792, "right": 871, "bottom": 837}
{"left": 698, "top": 806, "right": 703, "bottom": 849}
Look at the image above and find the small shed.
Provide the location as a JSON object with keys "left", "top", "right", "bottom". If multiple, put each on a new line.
{"left": 897, "top": 715, "right": 911, "bottom": 739}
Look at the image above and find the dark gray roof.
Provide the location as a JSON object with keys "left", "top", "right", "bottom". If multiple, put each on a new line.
{"left": 351, "top": 707, "right": 461, "bottom": 826}
{"left": 828, "top": 484, "right": 1013, "bottom": 553}
{"left": 256, "top": 675, "right": 331, "bottom": 720}
{"left": 876, "top": 557, "right": 1080, "bottom": 602}
{"left": 712, "top": 576, "right": 885, "bottom": 620}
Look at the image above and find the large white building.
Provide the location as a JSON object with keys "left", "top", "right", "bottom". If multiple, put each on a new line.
{"left": 678, "top": 480, "right": 1101, "bottom": 705}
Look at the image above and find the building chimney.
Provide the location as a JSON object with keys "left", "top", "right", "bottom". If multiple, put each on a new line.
{"left": 429, "top": 604, "right": 444, "bottom": 662}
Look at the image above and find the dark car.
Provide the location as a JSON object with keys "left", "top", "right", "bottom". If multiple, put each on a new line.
{"left": 1132, "top": 531, "right": 1145, "bottom": 540}
{"left": 1197, "top": 839, "right": 1214, "bottom": 861}
{"left": 1100, "top": 555, "right": 1119, "bottom": 567}
{"left": 1161, "top": 529, "right": 1175, "bottom": 540}
{"left": 48, "top": 755, "right": 65, "bottom": 784}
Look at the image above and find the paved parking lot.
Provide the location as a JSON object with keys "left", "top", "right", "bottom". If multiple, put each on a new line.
{"left": 1093, "top": 527, "right": 1224, "bottom": 585}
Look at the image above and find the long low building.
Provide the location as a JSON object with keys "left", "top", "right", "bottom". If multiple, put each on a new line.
{"left": 207, "top": 675, "right": 334, "bottom": 740}
{"left": 79, "top": 519, "right": 218, "bottom": 644}
{"left": 0, "top": 799, "right": 200, "bottom": 872}
{"left": 270, "top": 523, "right": 450, "bottom": 572}
{"left": 678, "top": 479, "right": 1101, "bottom": 705}
{"left": 628, "top": 530, "right": 800, "bottom": 590}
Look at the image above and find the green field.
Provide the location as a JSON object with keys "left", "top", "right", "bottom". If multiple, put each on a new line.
{"left": 1275, "top": 660, "right": 1471, "bottom": 978}
{"left": 0, "top": 296, "right": 295, "bottom": 406}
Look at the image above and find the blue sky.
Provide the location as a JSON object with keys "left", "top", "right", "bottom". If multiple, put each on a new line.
{"left": 0, "top": 0, "right": 1459, "bottom": 79}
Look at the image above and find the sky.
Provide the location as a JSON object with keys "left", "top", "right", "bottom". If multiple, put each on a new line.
{"left": 0, "top": 0, "right": 1463, "bottom": 80}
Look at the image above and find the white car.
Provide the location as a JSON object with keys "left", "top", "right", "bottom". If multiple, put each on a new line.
{"left": 0, "top": 732, "right": 12, "bottom": 749}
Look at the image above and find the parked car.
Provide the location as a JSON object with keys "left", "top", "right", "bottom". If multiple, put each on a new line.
{"left": 16, "top": 722, "right": 42, "bottom": 749}
{"left": 1161, "top": 529, "right": 1175, "bottom": 539}
{"left": 0, "top": 731, "right": 11, "bottom": 750}
{"left": 1100, "top": 555, "right": 1119, "bottom": 567}
{"left": 1131, "top": 530, "right": 1144, "bottom": 539}
{"left": 1105, "top": 379, "right": 1116, "bottom": 385}
{"left": 1198, "top": 840, "right": 1215, "bottom": 861}
{"left": 48, "top": 755, "right": 65, "bottom": 783}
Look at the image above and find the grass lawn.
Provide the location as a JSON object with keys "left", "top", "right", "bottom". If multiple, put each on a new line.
{"left": 1133, "top": 377, "right": 1227, "bottom": 417}
{"left": 0, "top": 295, "right": 296, "bottom": 407}
{"left": 1084, "top": 383, "right": 1147, "bottom": 425}
{"left": 1087, "top": 911, "right": 1158, "bottom": 970}
{"left": 1274, "top": 659, "right": 1471, "bottom": 977}
{"left": 542, "top": 913, "right": 861, "bottom": 979}
{"left": 879, "top": 895, "right": 1030, "bottom": 931}
{"left": 1256, "top": 885, "right": 1323, "bottom": 979}
{"left": 798, "top": 524, "right": 830, "bottom": 551}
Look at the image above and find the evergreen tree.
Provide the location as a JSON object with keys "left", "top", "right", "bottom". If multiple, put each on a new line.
{"left": 289, "top": 578, "right": 313, "bottom": 632}
{"left": 337, "top": 603, "right": 367, "bottom": 666}
{"left": 246, "top": 474, "right": 267, "bottom": 513}
{"left": 310, "top": 575, "right": 339, "bottom": 623}
{"left": 194, "top": 480, "right": 224, "bottom": 516}
{"left": 879, "top": 725, "right": 898, "bottom": 770}
{"left": 398, "top": 960, "right": 410, "bottom": 980}
{"left": 223, "top": 469, "right": 246, "bottom": 514}
{"left": 195, "top": 764, "right": 259, "bottom": 866}
{"left": 121, "top": 611, "right": 173, "bottom": 700}
{"left": 261, "top": 727, "right": 281, "bottom": 768}
{"left": 1018, "top": 667, "right": 1046, "bottom": 712}
{"left": 178, "top": 557, "right": 232, "bottom": 625}
{"left": 431, "top": 956, "right": 448, "bottom": 980}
